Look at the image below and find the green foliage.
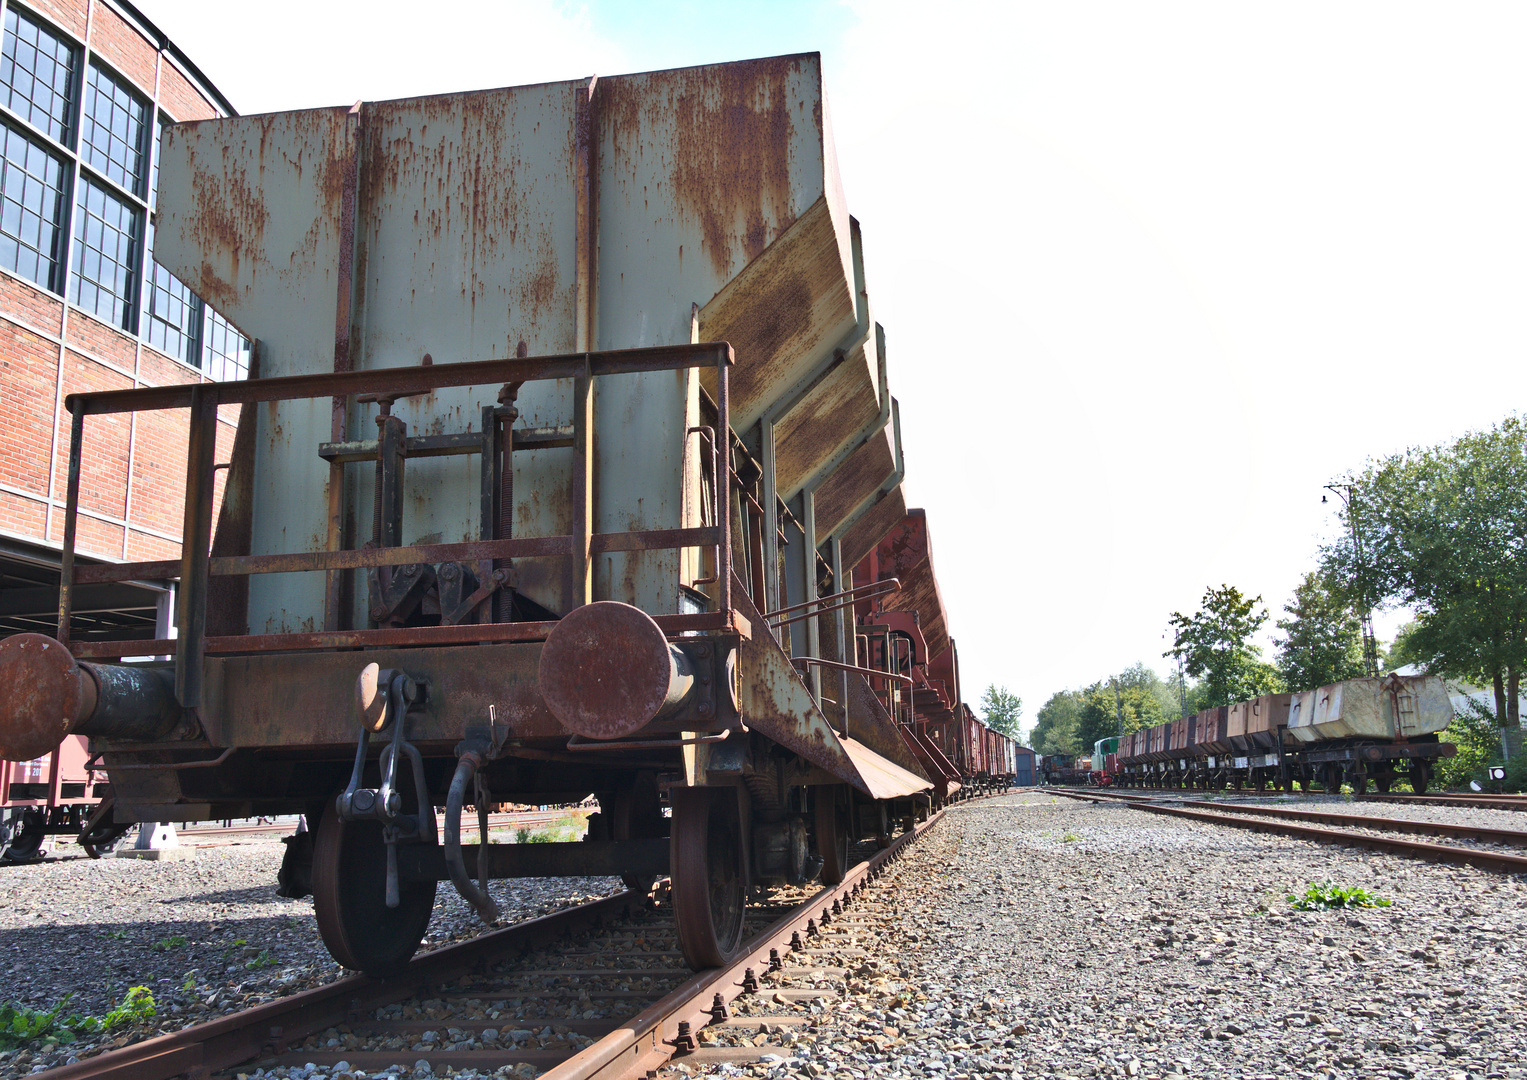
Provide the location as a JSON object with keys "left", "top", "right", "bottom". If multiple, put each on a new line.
{"left": 979, "top": 685, "right": 1024, "bottom": 739}
{"left": 1275, "top": 571, "right": 1367, "bottom": 692}
{"left": 101, "top": 988, "right": 155, "bottom": 1029}
{"left": 0, "top": 988, "right": 154, "bottom": 1050}
{"left": 1322, "top": 417, "right": 1527, "bottom": 733}
{"left": 1287, "top": 880, "right": 1392, "bottom": 911}
{"left": 151, "top": 936, "right": 188, "bottom": 952}
{"left": 1433, "top": 696, "right": 1502, "bottom": 789}
{"left": 1035, "top": 664, "right": 1187, "bottom": 754}
{"left": 99, "top": 929, "right": 128, "bottom": 940}
{"left": 243, "top": 950, "right": 278, "bottom": 970}
{"left": 1030, "top": 691, "right": 1083, "bottom": 756}
{"left": 1167, "top": 586, "right": 1282, "bottom": 707}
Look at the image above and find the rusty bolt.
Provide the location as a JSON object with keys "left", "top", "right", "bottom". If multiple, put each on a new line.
{"left": 807, "top": 919, "right": 819, "bottom": 938}
{"left": 769, "top": 948, "right": 782, "bottom": 971}
{"left": 694, "top": 642, "right": 712, "bottom": 659}
{"left": 742, "top": 967, "right": 759, "bottom": 993}
{"left": 709, "top": 993, "right": 730, "bottom": 1023}
{"left": 789, "top": 931, "right": 803, "bottom": 951}
{"left": 669, "top": 1021, "right": 697, "bottom": 1053}
{"left": 370, "top": 606, "right": 386, "bottom": 620}
{"left": 696, "top": 701, "right": 714, "bottom": 718}
{"left": 821, "top": 907, "right": 831, "bottom": 925}
{"left": 832, "top": 899, "right": 843, "bottom": 916}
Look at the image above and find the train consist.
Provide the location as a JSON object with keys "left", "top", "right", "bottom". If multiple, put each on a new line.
{"left": 0, "top": 735, "right": 122, "bottom": 861}
{"left": 0, "top": 55, "right": 1012, "bottom": 969}
{"left": 1078, "top": 674, "right": 1455, "bottom": 793}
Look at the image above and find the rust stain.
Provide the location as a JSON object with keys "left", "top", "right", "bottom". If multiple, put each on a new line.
{"left": 604, "top": 56, "right": 802, "bottom": 280}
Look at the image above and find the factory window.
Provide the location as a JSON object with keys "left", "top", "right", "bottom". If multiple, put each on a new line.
{"left": 140, "top": 117, "right": 251, "bottom": 380}
{"left": 70, "top": 173, "right": 139, "bottom": 329}
{"left": 0, "top": 7, "right": 78, "bottom": 144}
{"left": 0, "top": 3, "right": 248, "bottom": 377}
{"left": 0, "top": 122, "right": 66, "bottom": 289}
{"left": 80, "top": 62, "right": 147, "bottom": 196}
{"left": 203, "top": 306, "right": 250, "bottom": 381}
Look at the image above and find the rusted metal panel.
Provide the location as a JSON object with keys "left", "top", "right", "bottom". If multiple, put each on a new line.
{"left": 854, "top": 511, "right": 951, "bottom": 661}
{"left": 841, "top": 666, "right": 930, "bottom": 780}
{"left": 812, "top": 421, "right": 895, "bottom": 540}
{"left": 155, "top": 57, "right": 846, "bottom": 632}
{"left": 772, "top": 332, "right": 879, "bottom": 498}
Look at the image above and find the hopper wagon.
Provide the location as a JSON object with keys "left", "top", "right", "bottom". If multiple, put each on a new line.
{"left": 1111, "top": 675, "right": 1454, "bottom": 793}
{"left": 0, "top": 55, "right": 961, "bottom": 975}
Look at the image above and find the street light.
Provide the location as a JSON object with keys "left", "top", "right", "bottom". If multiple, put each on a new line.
{"left": 1324, "top": 483, "right": 1380, "bottom": 678}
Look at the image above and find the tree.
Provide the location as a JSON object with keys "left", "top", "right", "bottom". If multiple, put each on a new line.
{"left": 1274, "top": 571, "right": 1366, "bottom": 692}
{"left": 1165, "top": 585, "right": 1282, "bottom": 708}
{"left": 980, "top": 685, "right": 1024, "bottom": 739}
{"left": 1075, "top": 678, "right": 1167, "bottom": 751}
{"left": 1030, "top": 691, "right": 1082, "bottom": 756}
{"left": 1321, "top": 417, "right": 1527, "bottom": 746}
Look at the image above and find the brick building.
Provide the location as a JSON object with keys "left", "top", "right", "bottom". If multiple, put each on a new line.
{"left": 0, "top": 0, "right": 246, "bottom": 645}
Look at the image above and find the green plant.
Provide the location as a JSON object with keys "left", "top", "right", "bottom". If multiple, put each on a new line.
{"left": 100, "top": 929, "right": 128, "bottom": 940}
{"left": 0, "top": 987, "right": 155, "bottom": 1049}
{"left": 102, "top": 988, "right": 155, "bottom": 1029}
{"left": 243, "top": 950, "right": 278, "bottom": 970}
{"left": 1061, "top": 830, "right": 1082, "bottom": 843}
{"left": 180, "top": 972, "right": 200, "bottom": 993}
{"left": 1288, "top": 880, "right": 1392, "bottom": 911}
{"left": 151, "top": 936, "right": 188, "bottom": 952}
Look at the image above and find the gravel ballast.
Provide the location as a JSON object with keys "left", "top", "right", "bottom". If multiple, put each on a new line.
{"left": 687, "top": 790, "right": 1527, "bottom": 1080}
{"left": 0, "top": 831, "right": 621, "bottom": 1078}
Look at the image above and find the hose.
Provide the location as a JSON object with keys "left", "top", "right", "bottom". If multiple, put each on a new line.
{"left": 445, "top": 752, "right": 501, "bottom": 923}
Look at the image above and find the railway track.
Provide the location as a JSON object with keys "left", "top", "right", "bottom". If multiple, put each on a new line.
{"left": 1355, "top": 791, "right": 1527, "bottom": 812}
{"left": 1049, "top": 788, "right": 1527, "bottom": 875}
{"left": 31, "top": 807, "right": 947, "bottom": 1080}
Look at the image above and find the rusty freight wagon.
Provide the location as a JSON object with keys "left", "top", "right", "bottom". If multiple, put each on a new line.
{"left": 0, "top": 56, "right": 947, "bottom": 975}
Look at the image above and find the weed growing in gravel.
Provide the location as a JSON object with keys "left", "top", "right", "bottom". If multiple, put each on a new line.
{"left": 0, "top": 988, "right": 154, "bottom": 1049}
{"left": 243, "top": 950, "right": 278, "bottom": 970}
{"left": 1061, "top": 830, "right": 1082, "bottom": 843}
{"left": 99, "top": 929, "right": 127, "bottom": 940}
{"left": 151, "top": 936, "right": 189, "bottom": 952}
{"left": 1287, "top": 880, "right": 1392, "bottom": 911}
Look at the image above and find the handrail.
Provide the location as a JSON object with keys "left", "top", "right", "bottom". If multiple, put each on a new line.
{"left": 763, "top": 578, "right": 900, "bottom": 624}
{"left": 790, "top": 655, "right": 913, "bottom": 686}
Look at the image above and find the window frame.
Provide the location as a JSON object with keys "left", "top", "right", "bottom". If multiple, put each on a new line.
{"left": 0, "top": 1, "right": 249, "bottom": 379}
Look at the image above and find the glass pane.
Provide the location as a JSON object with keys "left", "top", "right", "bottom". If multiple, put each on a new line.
{"left": 0, "top": 122, "right": 64, "bottom": 289}
{"left": 80, "top": 63, "right": 147, "bottom": 196}
{"left": 69, "top": 174, "right": 141, "bottom": 329}
{"left": 0, "top": 8, "right": 77, "bottom": 144}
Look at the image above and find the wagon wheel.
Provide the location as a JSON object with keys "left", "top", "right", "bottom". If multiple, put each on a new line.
{"left": 78, "top": 797, "right": 131, "bottom": 859}
{"left": 815, "top": 785, "right": 852, "bottom": 885}
{"left": 79, "top": 823, "right": 131, "bottom": 859}
{"left": 1, "top": 809, "right": 47, "bottom": 862}
{"left": 670, "top": 786, "right": 746, "bottom": 970}
{"left": 1323, "top": 764, "right": 1343, "bottom": 795}
{"left": 312, "top": 803, "right": 437, "bottom": 976}
{"left": 1409, "top": 761, "right": 1430, "bottom": 795}
{"left": 1351, "top": 773, "right": 1368, "bottom": 796}
{"left": 1375, "top": 775, "right": 1392, "bottom": 794}
{"left": 608, "top": 772, "right": 666, "bottom": 894}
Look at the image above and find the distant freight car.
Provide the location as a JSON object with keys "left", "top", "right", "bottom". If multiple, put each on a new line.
{"left": 1109, "top": 674, "right": 1454, "bottom": 793}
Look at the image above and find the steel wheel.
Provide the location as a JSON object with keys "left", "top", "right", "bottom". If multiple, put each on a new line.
{"left": 815, "top": 785, "right": 851, "bottom": 885}
{"left": 1, "top": 809, "right": 46, "bottom": 862}
{"left": 313, "top": 804, "right": 437, "bottom": 976}
{"left": 608, "top": 772, "right": 666, "bottom": 894}
{"left": 1351, "top": 773, "right": 1368, "bottom": 795}
{"left": 1410, "top": 762, "right": 1430, "bottom": 794}
{"left": 670, "top": 787, "right": 746, "bottom": 970}
{"left": 1324, "top": 764, "right": 1343, "bottom": 795}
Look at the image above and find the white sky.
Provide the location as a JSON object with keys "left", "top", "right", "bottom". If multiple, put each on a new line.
{"left": 141, "top": 0, "right": 1527, "bottom": 740}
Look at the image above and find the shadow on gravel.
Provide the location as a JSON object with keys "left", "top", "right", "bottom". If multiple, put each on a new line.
{"left": 165, "top": 885, "right": 293, "bottom": 906}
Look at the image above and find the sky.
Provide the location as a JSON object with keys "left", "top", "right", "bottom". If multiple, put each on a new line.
{"left": 141, "top": 0, "right": 1527, "bottom": 741}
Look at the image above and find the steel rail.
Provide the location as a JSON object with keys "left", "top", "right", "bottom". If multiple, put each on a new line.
{"left": 28, "top": 890, "right": 646, "bottom": 1080}
{"left": 1356, "top": 792, "right": 1527, "bottom": 812}
{"left": 1049, "top": 789, "right": 1527, "bottom": 875}
{"left": 1168, "top": 798, "right": 1527, "bottom": 848}
{"left": 541, "top": 809, "right": 945, "bottom": 1080}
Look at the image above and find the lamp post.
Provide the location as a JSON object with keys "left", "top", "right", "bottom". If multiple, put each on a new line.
{"left": 1324, "top": 483, "right": 1380, "bottom": 678}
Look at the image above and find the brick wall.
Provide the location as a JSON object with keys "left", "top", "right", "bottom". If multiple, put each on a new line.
{"left": 0, "top": 0, "right": 237, "bottom": 580}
